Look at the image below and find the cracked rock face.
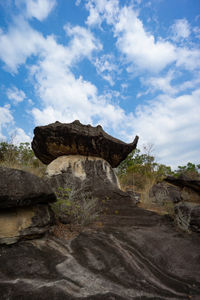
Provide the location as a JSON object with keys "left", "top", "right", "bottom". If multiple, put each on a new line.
{"left": 31, "top": 120, "right": 138, "bottom": 167}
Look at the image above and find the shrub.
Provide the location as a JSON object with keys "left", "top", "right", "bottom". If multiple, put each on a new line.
{"left": 0, "top": 141, "right": 46, "bottom": 177}
{"left": 51, "top": 187, "right": 101, "bottom": 226}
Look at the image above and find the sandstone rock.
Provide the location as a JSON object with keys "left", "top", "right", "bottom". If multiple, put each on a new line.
{"left": 0, "top": 167, "right": 56, "bottom": 209}
{"left": 32, "top": 120, "right": 138, "bottom": 167}
{"left": 174, "top": 201, "right": 200, "bottom": 233}
{"left": 149, "top": 182, "right": 181, "bottom": 205}
{"left": 0, "top": 204, "right": 54, "bottom": 245}
{"left": 44, "top": 155, "right": 134, "bottom": 223}
{"left": 45, "top": 155, "right": 132, "bottom": 199}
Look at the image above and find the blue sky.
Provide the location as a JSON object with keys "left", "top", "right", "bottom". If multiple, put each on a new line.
{"left": 0, "top": 0, "right": 200, "bottom": 168}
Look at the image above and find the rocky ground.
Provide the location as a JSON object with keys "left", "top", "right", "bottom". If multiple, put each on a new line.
{"left": 1, "top": 193, "right": 200, "bottom": 300}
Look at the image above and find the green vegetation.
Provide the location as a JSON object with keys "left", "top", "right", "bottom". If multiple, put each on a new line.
{"left": 117, "top": 147, "right": 200, "bottom": 190}
{"left": 0, "top": 141, "right": 45, "bottom": 177}
{"left": 1, "top": 140, "right": 199, "bottom": 219}
{"left": 51, "top": 187, "right": 101, "bottom": 226}
{"left": 117, "top": 146, "right": 200, "bottom": 215}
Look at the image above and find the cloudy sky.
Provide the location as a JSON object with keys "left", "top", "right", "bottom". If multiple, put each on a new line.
{"left": 0, "top": 0, "right": 200, "bottom": 168}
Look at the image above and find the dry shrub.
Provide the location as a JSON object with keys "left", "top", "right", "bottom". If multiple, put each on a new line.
{"left": 51, "top": 187, "right": 101, "bottom": 226}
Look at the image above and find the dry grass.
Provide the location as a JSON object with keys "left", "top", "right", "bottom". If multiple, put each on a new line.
{"left": 0, "top": 161, "right": 46, "bottom": 177}
{"left": 119, "top": 173, "right": 175, "bottom": 216}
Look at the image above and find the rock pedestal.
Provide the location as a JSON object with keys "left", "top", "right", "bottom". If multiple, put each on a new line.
{"left": 45, "top": 155, "right": 131, "bottom": 205}
{"left": 0, "top": 167, "right": 56, "bottom": 244}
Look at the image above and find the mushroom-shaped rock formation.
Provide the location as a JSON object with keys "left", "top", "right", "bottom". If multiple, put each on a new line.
{"left": 0, "top": 167, "right": 56, "bottom": 245}
{"left": 32, "top": 120, "right": 139, "bottom": 167}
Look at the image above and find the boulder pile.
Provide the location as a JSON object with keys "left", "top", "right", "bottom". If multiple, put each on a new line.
{"left": 0, "top": 167, "right": 56, "bottom": 244}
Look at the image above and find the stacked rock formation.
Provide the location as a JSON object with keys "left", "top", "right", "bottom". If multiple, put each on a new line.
{"left": 0, "top": 167, "right": 56, "bottom": 244}
{"left": 32, "top": 120, "right": 139, "bottom": 208}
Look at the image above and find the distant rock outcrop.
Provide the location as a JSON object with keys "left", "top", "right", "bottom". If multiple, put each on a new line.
{"left": 149, "top": 182, "right": 181, "bottom": 205}
{"left": 0, "top": 167, "right": 56, "bottom": 244}
{"left": 32, "top": 120, "right": 138, "bottom": 167}
{"left": 175, "top": 201, "right": 200, "bottom": 233}
{"left": 150, "top": 175, "right": 200, "bottom": 233}
{"left": 165, "top": 174, "right": 200, "bottom": 195}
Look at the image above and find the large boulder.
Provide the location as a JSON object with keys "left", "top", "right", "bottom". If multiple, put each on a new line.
{"left": 0, "top": 167, "right": 56, "bottom": 209}
{"left": 0, "top": 167, "right": 56, "bottom": 244}
{"left": 32, "top": 120, "right": 138, "bottom": 167}
{"left": 149, "top": 182, "right": 182, "bottom": 205}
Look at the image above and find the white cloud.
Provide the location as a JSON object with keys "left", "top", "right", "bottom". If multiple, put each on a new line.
{"left": 193, "top": 26, "right": 200, "bottom": 39}
{"left": 86, "top": 1, "right": 200, "bottom": 74}
{"left": 64, "top": 24, "right": 102, "bottom": 61}
{"left": 12, "top": 128, "right": 31, "bottom": 145}
{"left": 115, "top": 6, "right": 176, "bottom": 73}
{"left": 15, "top": 0, "right": 56, "bottom": 21}
{"left": 6, "top": 86, "right": 26, "bottom": 104}
{"left": 140, "top": 70, "right": 177, "bottom": 95}
{"left": 86, "top": 0, "right": 119, "bottom": 27}
{"left": 0, "top": 105, "right": 14, "bottom": 140}
{"left": 171, "top": 19, "right": 190, "bottom": 42}
{"left": 0, "top": 18, "right": 44, "bottom": 73}
{"left": 139, "top": 70, "right": 200, "bottom": 97}
{"left": 0, "top": 14, "right": 131, "bottom": 137}
{"left": 132, "top": 89, "right": 200, "bottom": 168}
{"left": 175, "top": 47, "right": 200, "bottom": 70}
{"left": 93, "top": 54, "right": 118, "bottom": 85}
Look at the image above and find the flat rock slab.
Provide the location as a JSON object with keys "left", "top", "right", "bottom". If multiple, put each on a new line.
{"left": 0, "top": 167, "right": 56, "bottom": 209}
{"left": 32, "top": 120, "right": 138, "bottom": 167}
{"left": 1, "top": 197, "right": 200, "bottom": 299}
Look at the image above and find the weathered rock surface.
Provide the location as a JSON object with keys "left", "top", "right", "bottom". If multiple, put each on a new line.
{"left": 0, "top": 204, "right": 54, "bottom": 245}
{"left": 32, "top": 120, "right": 138, "bottom": 167}
{"left": 1, "top": 197, "right": 200, "bottom": 299}
{"left": 175, "top": 202, "right": 200, "bottom": 233}
{"left": 149, "top": 182, "right": 182, "bottom": 205}
{"left": 0, "top": 167, "right": 56, "bottom": 209}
